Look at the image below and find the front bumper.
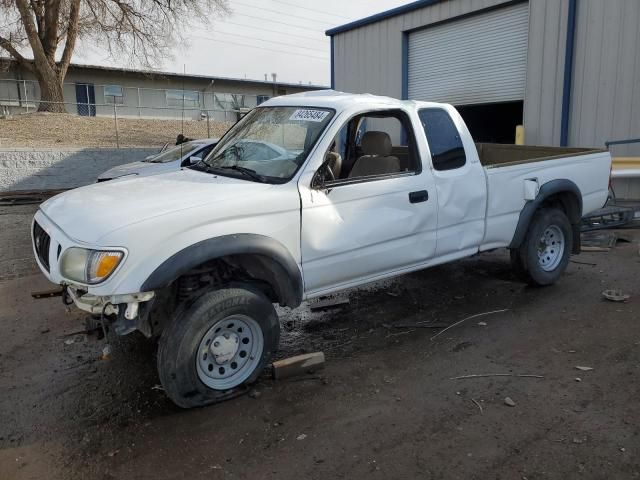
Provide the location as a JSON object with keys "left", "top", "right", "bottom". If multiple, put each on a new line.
{"left": 66, "top": 286, "right": 155, "bottom": 316}
{"left": 32, "top": 210, "right": 154, "bottom": 326}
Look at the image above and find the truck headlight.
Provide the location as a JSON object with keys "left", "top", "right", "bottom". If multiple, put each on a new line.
{"left": 60, "top": 248, "right": 124, "bottom": 284}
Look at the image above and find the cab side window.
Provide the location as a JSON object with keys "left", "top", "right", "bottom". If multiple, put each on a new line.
{"left": 418, "top": 108, "right": 466, "bottom": 171}
{"left": 322, "top": 109, "right": 419, "bottom": 183}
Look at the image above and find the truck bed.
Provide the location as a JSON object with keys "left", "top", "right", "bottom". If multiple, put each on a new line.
{"left": 479, "top": 148, "right": 612, "bottom": 252}
{"left": 476, "top": 143, "right": 605, "bottom": 168}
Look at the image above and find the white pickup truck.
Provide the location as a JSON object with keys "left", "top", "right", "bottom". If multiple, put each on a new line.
{"left": 32, "top": 91, "right": 611, "bottom": 407}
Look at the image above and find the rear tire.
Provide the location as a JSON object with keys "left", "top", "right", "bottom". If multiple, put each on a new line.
{"left": 157, "top": 287, "right": 280, "bottom": 408}
{"left": 512, "top": 208, "right": 572, "bottom": 286}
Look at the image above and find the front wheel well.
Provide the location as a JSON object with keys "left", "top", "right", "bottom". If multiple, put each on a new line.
{"left": 173, "top": 254, "right": 298, "bottom": 307}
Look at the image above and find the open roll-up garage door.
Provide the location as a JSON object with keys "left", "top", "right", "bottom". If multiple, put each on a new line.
{"left": 407, "top": 2, "right": 529, "bottom": 105}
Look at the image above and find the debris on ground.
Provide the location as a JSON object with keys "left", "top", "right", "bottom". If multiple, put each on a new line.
{"left": 575, "top": 366, "right": 594, "bottom": 372}
{"left": 64, "top": 338, "right": 75, "bottom": 346}
{"left": 477, "top": 321, "right": 487, "bottom": 326}
{"left": 430, "top": 309, "right": 509, "bottom": 341}
{"left": 151, "top": 385, "right": 164, "bottom": 391}
{"left": 310, "top": 296, "right": 350, "bottom": 311}
{"left": 30, "top": 286, "right": 65, "bottom": 299}
{"left": 101, "top": 345, "right": 112, "bottom": 361}
{"left": 580, "top": 246, "right": 611, "bottom": 252}
{"left": 575, "top": 377, "right": 582, "bottom": 382}
{"left": 471, "top": 398, "right": 483, "bottom": 414}
{"left": 391, "top": 322, "right": 449, "bottom": 329}
{"left": 451, "top": 373, "right": 544, "bottom": 380}
{"left": 386, "top": 329, "right": 415, "bottom": 338}
{"left": 296, "top": 434, "right": 307, "bottom": 441}
{"left": 248, "top": 389, "right": 261, "bottom": 399}
{"left": 602, "top": 289, "right": 630, "bottom": 302}
{"left": 571, "top": 259, "right": 597, "bottom": 266}
{"left": 581, "top": 231, "right": 619, "bottom": 250}
{"left": 272, "top": 352, "right": 325, "bottom": 380}
{"left": 504, "top": 397, "right": 516, "bottom": 407}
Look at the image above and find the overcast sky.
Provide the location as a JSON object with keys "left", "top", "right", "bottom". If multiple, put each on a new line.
{"left": 77, "top": 0, "right": 407, "bottom": 86}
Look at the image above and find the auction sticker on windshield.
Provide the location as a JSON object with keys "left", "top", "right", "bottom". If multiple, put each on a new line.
{"left": 289, "top": 109, "right": 330, "bottom": 122}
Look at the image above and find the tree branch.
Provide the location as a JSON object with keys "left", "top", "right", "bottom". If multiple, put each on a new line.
{"left": 0, "top": 34, "right": 34, "bottom": 73}
{"left": 14, "top": 0, "right": 48, "bottom": 65}
{"left": 29, "top": 0, "right": 45, "bottom": 40}
{"left": 43, "top": 0, "right": 62, "bottom": 61}
{"left": 57, "top": 0, "right": 81, "bottom": 80}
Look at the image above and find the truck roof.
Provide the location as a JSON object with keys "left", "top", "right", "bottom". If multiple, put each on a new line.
{"left": 263, "top": 89, "right": 448, "bottom": 111}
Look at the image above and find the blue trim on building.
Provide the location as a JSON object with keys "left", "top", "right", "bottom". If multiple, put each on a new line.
{"left": 560, "top": 0, "right": 577, "bottom": 147}
{"left": 330, "top": 36, "right": 335, "bottom": 89}
{"left": 401, "top": 32, "right": 409, "bottom": 100}
{"left": 325, "top": 0, "right": 445, "bottom": 36}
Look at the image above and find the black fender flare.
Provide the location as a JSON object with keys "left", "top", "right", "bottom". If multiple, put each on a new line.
{"left": 141, "top": 234, "right": 303, "bottom": 308}
{"left": 509, "top": 179, "right": 583, "bottom": 254}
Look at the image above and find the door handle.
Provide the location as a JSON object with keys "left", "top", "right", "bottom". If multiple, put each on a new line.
{"left": 409, "top": 190, "right": 429, "bottom": 203}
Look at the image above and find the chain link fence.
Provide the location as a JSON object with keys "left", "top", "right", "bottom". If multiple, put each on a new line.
{"left": 0, "top": 79, "right": 269, "bottom": 148}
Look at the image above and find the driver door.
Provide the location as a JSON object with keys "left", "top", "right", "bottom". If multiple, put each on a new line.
{"left": 298, "top": 109, "right": 438, "bottom": 296}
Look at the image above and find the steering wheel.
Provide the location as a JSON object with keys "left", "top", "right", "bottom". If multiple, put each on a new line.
{"left": 324, "top": 162, "right": 335, "bottom": 182}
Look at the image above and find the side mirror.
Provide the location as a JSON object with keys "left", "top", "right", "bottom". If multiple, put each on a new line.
{"left": 311, "top": 159, "right": 335, "bottom": 190}
{"left": 188, "top": 155, "right": 202, "bottom": 165}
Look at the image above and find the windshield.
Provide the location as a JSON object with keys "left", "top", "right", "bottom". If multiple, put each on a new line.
{"left": 148, "top": 142, "right": 201, "bottom": 163}
{"left": 201, "top": 106, "right": 334, "bottom": 183}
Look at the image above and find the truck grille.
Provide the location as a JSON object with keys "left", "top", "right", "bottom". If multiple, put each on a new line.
{"left": 33, "top": 221, "right": 51, "bottom": 272}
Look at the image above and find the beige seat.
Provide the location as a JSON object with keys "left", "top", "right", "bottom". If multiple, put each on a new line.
{"left": 348, "top": 131, "right": 401, "bottom": 178}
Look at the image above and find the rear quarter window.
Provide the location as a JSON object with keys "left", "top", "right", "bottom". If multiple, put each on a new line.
{"left": 418, "top": 108, "right": 466, "bottom": 171}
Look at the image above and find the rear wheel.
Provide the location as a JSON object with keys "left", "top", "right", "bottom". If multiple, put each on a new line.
{"left": 511, "top": 208, "right": 572, "bottom": 286}
{"left": 157, "top": 287, "right": 280, "bottom": 408}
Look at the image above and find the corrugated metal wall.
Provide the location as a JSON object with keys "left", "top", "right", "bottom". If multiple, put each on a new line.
{"left": 333, "top": 0, "right": 640, "bottom": 152}
{"left": 332, "top": 0, "right": 511, "bottom": 99}
{"left": 522, "top": 0, "right": 569, "bottom": 146}
{"left": 570, "top": 0, "right": 640, "bottom": 155}
{"left": 408, "top": 2, "right": 529, "bottom": 105}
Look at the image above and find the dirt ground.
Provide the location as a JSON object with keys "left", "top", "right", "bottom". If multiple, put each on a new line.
{"left": 1, "top": 205, "right": 640, "bottom": 479}
{"left": 0, "top": 113, "right": 232, "bottom": 148}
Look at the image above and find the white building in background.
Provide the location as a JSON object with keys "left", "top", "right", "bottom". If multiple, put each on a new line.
{"left": 0, "top": 58, "right": 326, "bottom": 122}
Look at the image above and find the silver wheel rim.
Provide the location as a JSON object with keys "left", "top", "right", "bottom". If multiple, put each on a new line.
{"left": 537, "top": 225, "right": 565, "bottom": 272}
{"left": 196, "top": 314, "right": 264, "bottom": 390}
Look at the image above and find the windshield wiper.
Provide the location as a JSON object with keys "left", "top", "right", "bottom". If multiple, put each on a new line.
{"left": 218, "top": 165, "right": 266, "bottom": 183}
{"left": 186, "top": 161, "right": 211, "bottom": 172}
{"left": 188, "top": 162, "right": 267, "bottom": 183}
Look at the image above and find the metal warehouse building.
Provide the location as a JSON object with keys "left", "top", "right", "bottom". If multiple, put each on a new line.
{"left": 326, "top": 0, "right": 640, "bottom": 154}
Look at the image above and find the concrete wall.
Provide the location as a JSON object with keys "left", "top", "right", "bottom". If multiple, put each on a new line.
{"left": 0, "top": 148, "right": 157, "bottom": 192}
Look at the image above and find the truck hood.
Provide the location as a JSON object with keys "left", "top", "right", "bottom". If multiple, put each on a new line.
{"left": 41, "top": 169, "right": 273, "bottom": 243}
{"left": 97, "top": 160, "right": 173, "bottom": 180}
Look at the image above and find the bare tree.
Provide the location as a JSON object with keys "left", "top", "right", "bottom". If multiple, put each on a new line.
{"left": 0, "top": 0, "right": 228, "bottom": 112}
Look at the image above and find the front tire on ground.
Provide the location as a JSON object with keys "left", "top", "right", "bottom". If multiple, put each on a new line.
{"left": 511, "top": 207, "right": 573, "bottom": 286}
{"left": 157, "top": 287, "right": 280, "bottom": 408}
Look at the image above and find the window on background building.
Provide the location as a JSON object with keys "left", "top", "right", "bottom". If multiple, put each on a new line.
{"left": 257, "top": 95, "right": 270, "bottom": 105}
{"left": 104, "top": 85, "right": 124, "bottom": 104}
{"left": 166, "top": 89, "right": 199, "bottom": 108}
